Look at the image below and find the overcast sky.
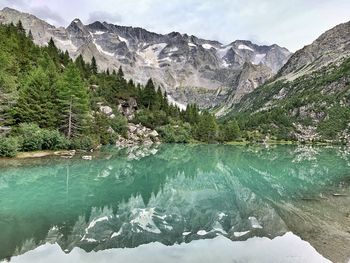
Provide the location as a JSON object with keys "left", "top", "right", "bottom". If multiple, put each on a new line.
{"left": 1, "top": 0, "right": 349, "bottom": 51}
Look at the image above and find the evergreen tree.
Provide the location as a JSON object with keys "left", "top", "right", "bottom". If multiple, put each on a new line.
{"left": 47, "top": 38, "right": 60, "bottom": 65}
{"left": 91, "top": 56, "right": 98, "bottom": 75}
{"left": 195, "top": 111, "right": 218, "bottom": 143}
{"left": 161, "top": 91, "right": 169, "bottom": 114}
{"left": 16, "top": 20, "right": 26, "bottom": 35}
{"left": 61, "top": 50, "right": 71, "bottom": 66}
{"left": 140, "top": 79, "right": 157, "bottom": 109}
{"left": 0, "top": 75, "right": 17, "bottom": 127}
{"left": 57, "top": 63, "right": 89, "bottom": 138}
{"left": 183, "top": 104, "right": 200, "bottom": 124}
{"left": 221, "top": 120, "right": 241, "bottom": 141}
{"left": 75, "top": 54, "right": 88, "bottom": 78}
{"left": 12, "top": 66, "right": 58, "bottom": 128}
{"left": 27, "top": 30, "right": 33, "bottom": 41}
{"left": 117, "top": 66, "right": 124, "bottom": 78}
{"left": 154, "top": 87, "right": 163, "bottom": 110}
{"left": 48, "top": 38, "right": 57, "bottom": 53}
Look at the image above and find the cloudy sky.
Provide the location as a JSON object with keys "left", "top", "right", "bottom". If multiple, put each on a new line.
{"left": 1, "top": 0, "right": 349, "bottom": 51}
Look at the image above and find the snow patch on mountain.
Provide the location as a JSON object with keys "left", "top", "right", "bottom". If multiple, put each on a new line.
{"left": 93, "top": 31, "right": 105, "bottom": 35}
{"left": 202, "top": 43, "right": 215, "bottom": 50}
{"left": 93, "top": 40, "right": 115, "bottom": 57}
{"left": 217, "top": 46, "right": 231, "bottom": 58}
{"left": 222, "top": 60, "right": 231, "bottom": 68}
{"left": 138, "top": 43, "right": 167, "bottom": 67}
{"left": 238, "top": 44, "right": 254, "bottom": 52}
{"left": 54, "top": 38, "right": 77, "bottom": 53}
{"left": 252, "top": 54, "right": 266, "bottom": 65}
{"left": 118, "top": 35, "right": 129, "bottom": 46}
{"left": 168, "top": 47, "right": 179, "bottom": 52}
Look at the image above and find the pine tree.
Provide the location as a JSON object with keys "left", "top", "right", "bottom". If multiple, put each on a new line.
{"left": 62, "top": 50, "right": 71, "bottom": 66}
{"left": 195, "top": 111, "right": 218, "bottom": 143}
{"left": 57, "top": 63, "right": 89, "bottom": 138}
{"left": 141, "top": 79, "right": 157, "bottom": 109}
{"left": 27, "top": 30, "right": 33, "bottom": 41}
{"left": 75, "top": 54, "right": 88, "bottom": 78}
{"left": 161, "top": 90, "right": 169, "bottom": 113}
{"left": 47, "top": 38, "right": 60, "bottom": 65}
{"left": 16, "top": 20, "right": 26, "bottom": 35}
{"left": 48, "top": 38, "right": 58, "bottom": 53}
{"left": 91, "top": 56, "right": 98, "bottom": 75}
{"left": 0, "top": 74, "right": 17, "bottom": 127}
{"left": 224, "top": 120, "right": 240, "bottom": 141}
{"left": 154, "top": 87, "right": 163, "bottom": 110}
{"left": 12, "top": 66, "right": 59, "bottom": 128}
{"left": 117, "top": 66, "right": 124, "bottom": 78}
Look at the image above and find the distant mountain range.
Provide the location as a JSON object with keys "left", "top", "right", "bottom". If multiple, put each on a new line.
{"left": 0, "top": 7, "right": 291, "bottom": 109}
{"left": 227, "top": 20, "right": 350, "bottom": 143}
{"left": 1, "top": 6, "right": 349, "bottom": 131}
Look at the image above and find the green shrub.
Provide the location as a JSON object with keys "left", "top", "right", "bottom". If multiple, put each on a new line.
{"left": 134, "top": 109, "right": 155, "bottom": 128}
{"left": 158, "top": 123, "right": 191, "bottom": 143}
{"left": 17, "top": 123, "right": 44, "bottom": 151}
{"left": 219, "top": 120, "right": 241, "bottom": 142}
{"left": 41, "top": 130, "right": 69, "bottom": 150}
{"left": 110, "top": 114, "right": 128, "bottom": 137}
{"left": 193, "top": 111, "right": 218, "bottom": 143}
{"left": 0, "top": 137, "right": 19, "bottom": 157}
{"left": 134, "top": 109, "right": 168, "bottom": 129}
{"left": 70, "top": 136, "right": 97, "bottom": 150}
{"left": 16, "top": 123, "right": 69, "bottom": 151}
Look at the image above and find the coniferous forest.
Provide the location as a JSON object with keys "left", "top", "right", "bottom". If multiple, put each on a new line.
{"left": 0, "top": 22, "right": 242, "bottom": 157}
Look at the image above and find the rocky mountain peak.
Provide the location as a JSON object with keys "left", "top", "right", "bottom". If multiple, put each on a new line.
{"left": 278, "top": 20, "right": 350, "bottom": 80}
{"left": 71, "top": 18, "right": 84, "bottom": 27}
{"left": 0, "top": 7, "right": 292, "bottom": 110}
{"left": 88, "top": 21, "right": 108, "bottom": 32}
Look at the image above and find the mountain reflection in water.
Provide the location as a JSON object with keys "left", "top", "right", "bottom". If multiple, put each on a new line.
{"left": 0, "top": 144, "right": 349, "bottom": 262}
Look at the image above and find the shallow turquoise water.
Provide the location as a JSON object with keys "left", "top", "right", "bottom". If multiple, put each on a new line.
{"left": 0, "top": 144, "right": 349, "bottom": 262}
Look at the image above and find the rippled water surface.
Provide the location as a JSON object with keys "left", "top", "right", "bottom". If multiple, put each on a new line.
{"left": 0, "top": 145, "right": 349, "bottom": 262}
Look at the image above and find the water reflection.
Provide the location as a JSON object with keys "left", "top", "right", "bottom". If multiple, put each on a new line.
{"left": 0, "top": 144, "right": 349, "bottom": 262}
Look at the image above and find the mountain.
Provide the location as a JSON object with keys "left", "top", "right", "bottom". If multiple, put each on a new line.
{"left": 0, "top": 7, "right": 291, "bottom": 109}
{"left": 227, "top": 20, "right": 350, "bottom": 143}
{"left": 278, "top": 21, "right": 350, "bottom": 80}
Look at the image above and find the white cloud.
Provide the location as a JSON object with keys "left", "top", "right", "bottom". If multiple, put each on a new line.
{"left": 0, "top": 0, "right": 349, "bottom": 51}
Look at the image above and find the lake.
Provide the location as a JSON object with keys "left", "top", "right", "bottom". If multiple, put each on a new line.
{"left": 0, "top": 144, "right": 349, "bottom": 263}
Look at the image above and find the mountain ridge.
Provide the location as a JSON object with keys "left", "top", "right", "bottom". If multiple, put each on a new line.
{"left": 226, "top": 19, "right": 350, "bottom": 143}
{"left": 0, "top": 7, "right": 292, "bottom": 109}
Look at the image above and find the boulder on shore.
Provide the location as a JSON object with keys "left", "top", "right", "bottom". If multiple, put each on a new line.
{"left": 116, "top": 123, "right": 160, "bottom": 148}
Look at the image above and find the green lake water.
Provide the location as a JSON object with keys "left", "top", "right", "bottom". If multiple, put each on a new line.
{"left": 0, "top": 144, "right": 349, "bottom": 262}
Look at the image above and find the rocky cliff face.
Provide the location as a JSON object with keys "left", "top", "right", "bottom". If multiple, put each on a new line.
{"left": 0, "top": 7, "right": 291, "bottom": 109}
{"left": 228, "top": 20, "right": 350, "bottom": 143}
{"left": 278, "top": 21, "right": 350, "bottom": 80}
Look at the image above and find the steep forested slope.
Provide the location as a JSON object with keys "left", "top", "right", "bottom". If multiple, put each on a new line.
{"left": 0, "top": 22, "right": 240, "bottom": 157}
{"left": 225, "top": 21, "right": 350, "bottom": 143}
{"left": 228, "top": 57, "right": 350, "bottom": 143}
